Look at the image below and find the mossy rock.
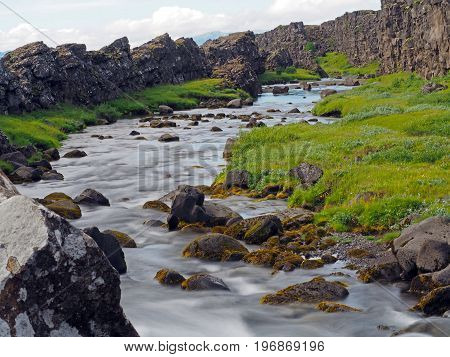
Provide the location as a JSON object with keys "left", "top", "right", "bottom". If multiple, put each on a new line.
{"left": 316, "top": 302, "right": 362, "bottom": 313}
{"left": 45, "top": 199, "right": 81, "bottom": 220}
{"left": 319, "top": 238, "right": 337, "bottom": 250}
{"left": 243, "top": 249, "right": 279, "bottom": 267}
{"left": 43, "top": 192, "right": 73, "bottom": 204}
{"left": 286, "top": 242, "right": 317, "bottom": 253}
{"left": 143, "top": 200, "right": 170, "bottom": 213}
{"left": 180, "top": 223, "right": 211, "bottom": 234}
{"left": 183, "top": 233, "right": 249, "bottom": 262}
{"left": 104, "top": 229, "right": 137, "bottom": 248}
{"left": 347, "top": 248, "right": 372, "bottom": 259}
{"left": 357, "top": 262, "right": 402, "bottom": 283}
{"left": 321, "top": 254, "right": 338, "bottom": 264}
{"left": 261, "top": 277, "right": 349, "bottom": 305}
{"left": 181, "top": 274, "right": 230, "bottom": 291}
{"left": 225, "top": 215, "right": 283, "bottom": 244}
{"left": 273, "top": 252, "right": 304, "bottom": 271}
{"left": 411, "top": 286, "right": 450, "bottom": 316}
{"left": 301, "top": 259, "right": 325, "bottom": 270}
{"left": 155, "top": 269, "right": 185, "bottom": 286}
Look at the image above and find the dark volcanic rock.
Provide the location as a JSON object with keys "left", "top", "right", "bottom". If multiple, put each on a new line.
{"left": 63, "top": 150, "right": 87, "bottom": 159}
{"left": 0, "top": 173, "right": 137, "bottom": 336}
{"left": 83, "top": 227, "right": 127, "bottom": 274}
{"left": 74, "top": 188, "right": 110, "bottom": 206}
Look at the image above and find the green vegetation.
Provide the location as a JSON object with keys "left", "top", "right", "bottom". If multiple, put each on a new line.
{"left": 0, "top": 79, "right": 247, "bottom": 149}
{"left": 223, "top": 72, "right": 449, "bottom": 232}
{"left": 259, "top": 67, "right": 320, "bottom": 85}
{"left": 0, "top": 160, "right": 13, "bottom": 174}
{"left": 317, "top": 52, "right": 379, "bottom": 77}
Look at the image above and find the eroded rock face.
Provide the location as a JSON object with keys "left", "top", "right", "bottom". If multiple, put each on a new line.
{"left": 0, "top": 174, "right": 137, "bottom": 336}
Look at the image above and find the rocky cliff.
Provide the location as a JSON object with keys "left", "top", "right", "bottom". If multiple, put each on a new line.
{"left": 257, "top": 0, "right": 449, "bottom": 78}
{"left": 0, "top": 34, "right": 209, "bottom": 114}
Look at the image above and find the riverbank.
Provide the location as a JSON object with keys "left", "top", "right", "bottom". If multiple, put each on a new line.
{"left": 219, "top": 72, "right": 449, "bottom": 233}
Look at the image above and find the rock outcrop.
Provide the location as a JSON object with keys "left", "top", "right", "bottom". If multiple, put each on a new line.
{"left": 0, "top": 35, "right": 209, "bottom": 114}
{"left": 0, "top": 171, "right": 138, "bottom": 336}
{"left": 202, "top": 32, "right": 264, "bottom": 96}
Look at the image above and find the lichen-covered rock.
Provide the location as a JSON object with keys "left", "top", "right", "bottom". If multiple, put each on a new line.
{"left": 45, "top": 199, "right": 82, "bottom": 220}
{"left": 316, "top": 302, "right": 362, "bottom": 313}
{"left": 74, "top": 188, "right": 110, "bottom": 206}
{"left": 0, "top": 176, "right": 137, "bottom": 336}
{"left": 181, "top": 274, "right": 230, "bottom": 291}
{"left": 261, "top": 277, "right": 349, "bottom": 305}
{"left": 83, "top": 227, "right": 127, "bottom": 274}
{"left": 243, "top": 249, "right": 279, "bottom": 267}
{"left": 183, "top": 234, "right": 248, "bottom": 262}
{"left": 412, "top": 286, "right": 450, "bottom": 316}
{"left": 103, "top": 230, "right": 137, "bottom": 249}
{"left": 155, "top": 269, "right": 185, "bottom": 286}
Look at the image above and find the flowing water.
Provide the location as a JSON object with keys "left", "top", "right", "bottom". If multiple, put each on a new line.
{"left": 18, "top": 82, "right": 450, "bottom": 337}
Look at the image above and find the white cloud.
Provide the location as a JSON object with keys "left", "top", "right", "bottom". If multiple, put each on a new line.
{"left": 0, "top": 1, "right": 382, "bottom": 51}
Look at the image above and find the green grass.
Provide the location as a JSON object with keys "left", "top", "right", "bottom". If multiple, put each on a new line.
{"left": 0, "top": 160, "right": 13, "bottom": 174}
{"left": 0, "top": 78, "right": 247, "bottom": 149}
{"left": 317, "top": 52, "right": 379, "bottom": 77}
{"left": 222, "top": 72, "right": 450, "bottom": 232}
{"left": 259, "top": 67, "right": 320, "bottom": 85}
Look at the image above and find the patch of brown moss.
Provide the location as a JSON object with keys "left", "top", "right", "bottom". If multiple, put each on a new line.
{"left": 243, "top": 249, "right": 279, "bottom": 267}
{"left": 301, "top": 259, "right": 325, "bottom": 270}
{"left": 316, "top": 302, "right": 362, "bottom": 313}
{"left": 104, "top": 229, "right": 137, "bottom": 248}
{"left": 347, "top": 248, "right": 372, "bottom": 259}
{"left": 143, "top": 200, "right": 170, "bottom": 213}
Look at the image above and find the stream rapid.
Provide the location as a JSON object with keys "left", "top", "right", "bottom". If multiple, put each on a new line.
{"left": 18, "top": 82, "right": 450, "bottom": 337}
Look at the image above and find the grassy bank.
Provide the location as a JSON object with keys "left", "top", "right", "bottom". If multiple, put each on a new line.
{"left": 222, "top": 72, "right": 449, "bottom": 232}
{"left": 259, "top": 67, "right": 320, "bottom": 85}
{"left": 0, "top": 79, "right": 248, "bottom": 150}
{"left": 318, "top": 52, "right": 379, "bottom": 77}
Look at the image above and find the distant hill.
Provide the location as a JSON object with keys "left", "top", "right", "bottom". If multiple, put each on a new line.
{"left": 193, "top": 32, "right": 228, "bottom": 45}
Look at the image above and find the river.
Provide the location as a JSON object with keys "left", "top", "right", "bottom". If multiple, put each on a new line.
{"left": 18, "top": 81, "right": 450, "bottom": 337}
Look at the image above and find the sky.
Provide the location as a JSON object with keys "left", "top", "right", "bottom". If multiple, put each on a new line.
{"left": 0, "top": 0, "right": 381, "bottom": 51}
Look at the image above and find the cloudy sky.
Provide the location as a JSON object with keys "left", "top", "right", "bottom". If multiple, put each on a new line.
{"left": 0, "top": 0, "right": 381, "bottom": 51}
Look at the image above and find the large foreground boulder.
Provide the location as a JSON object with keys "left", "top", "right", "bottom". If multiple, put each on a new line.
{"left": 0, "top": 172, "right": 137, "bottom": 336}
{"left": 393, "top": 216, "right": 449, "bottom": 277}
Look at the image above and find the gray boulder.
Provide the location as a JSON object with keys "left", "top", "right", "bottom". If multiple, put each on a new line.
{"left": 393, "top": 216, "right": 449, "bottom": 277}
{"left": 0, "top": 151, "right": 28, "bottom": 166}
{"left": 10, "top": 166, "right": 42, "bottom": 184}
{"left": 227, "top": 99, "right": 242, "bottom": 108}
{"left": 159, "top": 105, "right": 173, "bottom": 115}
{"left": 63, "top": 150, "right": 87, "bottom": 158}
{"left": 203, "top": 201, "right": 242, "bottom": 227}
{"left": 158, "top": 134, "right": 179, "bottom": 142}
{"left": 289, "top": 162, "right": 323, "bottom": 188}
{"left": 182, "top": 274, "right": 230, "bottom": 291}
{"left": 273, "top": 86, "right": 289, "bottom": 95}
{"left": 0, "top": 175, "right": 137, "bottom": 336}
{"left": 223, "top": 169, "right": 250, "bottom": 189}
{"left": 320, "top": 89, "right": 337, "bottom": 98}
{"left": 223, "top": 138, "right": 236, "bottom": 159}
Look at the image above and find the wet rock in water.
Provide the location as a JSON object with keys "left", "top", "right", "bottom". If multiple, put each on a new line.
{"left": 393, "top": 216, "right": 449, "bottom": 277}
{"left": 44, "top": 148, "right": 60, "bottom": 161}
{"left": 243, "top": 98, "right": 254, "bottom": 106}
{"left": 281, "top": 211, "right": 315, "bottom": 230}
{"left": 223, "top": 138, "right": 236, "bottom": 159}
{"left": 158, "top": 134, "right": 180, "bottom": 142}
{"left": 155, "top": 269, "right": 186, "bottom": 286}
{"left": 223, "top": 169, "right": 250, "bottom": 189}
{"left": 289, "top": 162, "right": 323, "bottom": 188}
{"left": 45, "top": 199, "right": 82, "bottom": 220}
{"left": 316, "top": 302, "right": 361, "bottom": 313}
{"left": 9, "top": 166, "right": 42, "bottom": 184}
{"left": 159, "top": 105, "right": 173, "bottom": 115}
{"left": 167, "top": 214, "right": 180, "bottom": 231}
{"left": 357, "top": 261, "right": 402, "bottom": 283}
{"left": 261, "top": 277, "right": 349, "bottom": 305}
{"left": 301, "top": 259, "right": 325, "bottom": 270}
{"left": 129, "top": 130, "right": 140, "bottom": 136}
{"left": 142, "top": 200, "right": 171, "bottom": 213}
{"left": 320, "top": 89, "right": 337, "bottom": 98}
{"left": 144, "top": 219, "right": 165, "bottom": 228}
{"left": 412, "top": 286, "right": 450, "bottom": 316}
{"left": 0, "top": 175, "right": 138, "bottom": 336}
{"left": 149, "top": 120, "right": 177, "bottom": 128}
{"left": 203, "top": 201, "right": 242, "bottom": 227}
{"left": 422, "top": 82, "right": 448, "bottom": 94}
{"left": 42, "top": 170, "right": 64, "bottom": 181}
{"left": 181, "top": 274, "right": 230, "bottom": 291}
{"left": 74, "top": 188, "right": 110, "bottom": 206}
{"left": 183, "top": 233, "right": 249, "bottom": 262}
{"left": 343, "top": 77, "right": 360, "bottom": 86}
{"left": 29, "top": 159, "right": 52, "bottom": 171}
{"left": 410, "top": 265, "right": 450, "bottom": 294}
{"left": 135, "top": 136, "right": 147, "bottom": 141}
{"left": 273, "top": 86, "right": 289, "bottom": 95}
{"left": 188, "top": 121, "right": 199, "bottom": 126}
{"left": 210, "top": 126, "right": 223, "bottom": 132}
{"left": 103, "top": 230, "right": 137, "bottom": 249}
{"left": 288, "top": 108, "right": 300, "bottom": 113}
{"left": 273, "top": 252, "right": 304, "bottom": 272}
{"left": 63, "top": 149, "right": 87, "bottom": 158}
{"left": 225, "top": 215, "right": 283, "bottom": 245}
{"left": 321, "top": 254, "right": 338, "bottom": 264}
{"left": 227, "top": 99, "right": 242, "bottom": 108}
{"left": 83, "top": 227, "right": 127, "bottom": 274}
